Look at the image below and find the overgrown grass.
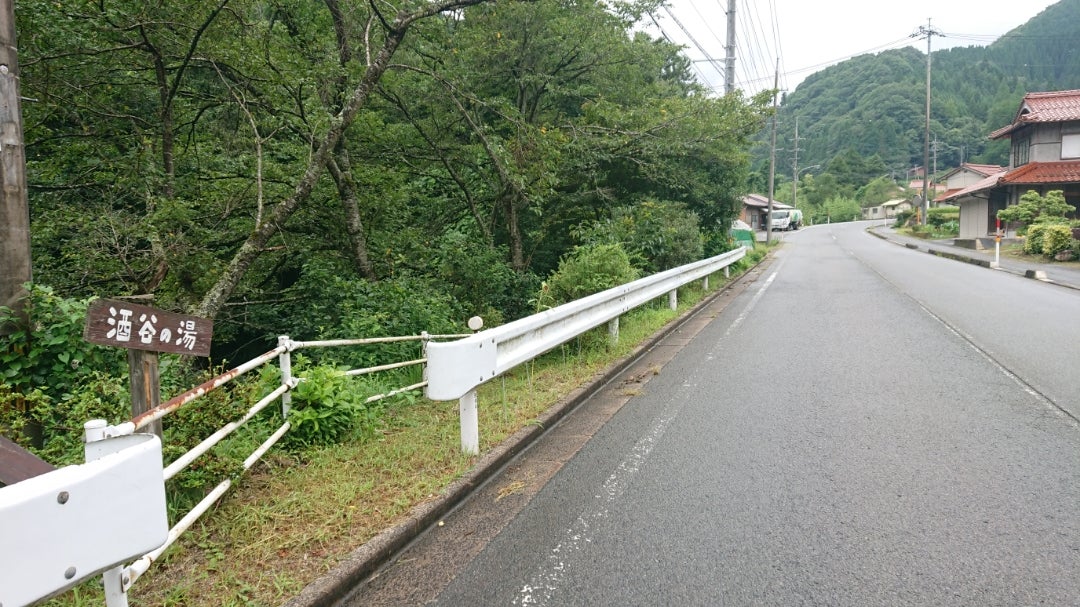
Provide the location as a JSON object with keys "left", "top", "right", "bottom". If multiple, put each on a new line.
{"left": 42, "top": 252, "right": 766, "bottom": 607}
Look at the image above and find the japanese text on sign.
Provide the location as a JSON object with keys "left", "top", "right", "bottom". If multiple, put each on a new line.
{"left": 84, "top": 300, "right": 213, "bottom": 357}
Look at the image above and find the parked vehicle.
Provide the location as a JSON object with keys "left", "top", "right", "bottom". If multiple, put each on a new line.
{"left": 770, "top": 209, "right": 803, "bottom": 231}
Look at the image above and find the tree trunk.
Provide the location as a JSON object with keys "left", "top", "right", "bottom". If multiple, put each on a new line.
{"left": 195, "top": 0, "right": 492, "bottom": 319}
{"left": 328, "top": 145, "right": 378, "bottom": 280}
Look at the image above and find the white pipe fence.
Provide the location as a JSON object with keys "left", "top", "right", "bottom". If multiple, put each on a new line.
{"left": 0, "top": 248, "right": 746, "bottom": 606}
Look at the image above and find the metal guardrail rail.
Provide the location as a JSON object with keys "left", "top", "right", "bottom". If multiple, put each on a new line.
{"left": 0, "top": 248, "right": 746, "bottom": 606}
{"left": 426, "top": 247, "right": 747, "bottom": 453}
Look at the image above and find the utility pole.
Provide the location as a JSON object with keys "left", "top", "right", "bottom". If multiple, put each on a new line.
{"left": 913, "top": 19, "right": 943, "bottom": 226}
{"left": 724, "top": 0, "right": 736, "bottom": 94}
{"left": 791, "top": 117, "right": 802, "bottom": 208}
{"left": 0, "top": 0, "right": 31, "bottom": 335}
{"left": 766, "top": 59, "right": 778, "bottom": 244}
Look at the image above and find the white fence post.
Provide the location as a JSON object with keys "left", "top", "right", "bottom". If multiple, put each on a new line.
{"left": 702, "top": 276, "right": 709, "bottom": 291}
{"left": 668, "top": 289, "right": 677, "bottom": 310}
{"left": 84, "top": 420, "right": 130, "bottom": 607}
{"left": 278, "top": 336, "right": 293, "bottom": 418}
{"left": 724, "top": 266, "right": 730, "bottom": 279}
{"left": 459, "top": 389, "right": 479, "bottom": 455}
{"left": 608, "top": 317, "right": 619, "bottom": 345}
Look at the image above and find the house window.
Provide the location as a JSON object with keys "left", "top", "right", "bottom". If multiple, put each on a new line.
{"left": 1013, "top": 137, "right": 1030, "bottom": 166}
{"left": 1063, "top": 133, "right": 1080, "bottom": 159}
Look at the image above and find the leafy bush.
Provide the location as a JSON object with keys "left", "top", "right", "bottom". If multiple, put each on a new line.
{"left": 277, "top": 261, "right": 465, "bottom": 369}
{"left": 573, "top": 201, "right": 703, "bottom": 273}
{"left": 893, "top": 210, "right": 915, "bottom": 227}
{"left": 536, "top": 243, "right": 640, "bottom": 309}
{"left": 927, "top": 207, "right": 960, "bottom": 228}
{"left": 0, "top": 284, "right": 124, "bottom": 401}
{"left": 280, "top": 361, "right": 405, "bottom": 450}
{"left": 1024, "top": 224, "right": 1047, "bottom": 255}
{"left": 999, "top": 189, "right": 1076, "bottom": 226}
{"left": 433, "top": 231, "right": 527, "bottom": 323}
{"left": 1041, "top": 224, "right": 1076, "bottom": 258}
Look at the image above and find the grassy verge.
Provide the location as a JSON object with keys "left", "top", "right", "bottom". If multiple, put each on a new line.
{"left": 46, "top": 250, "right": 767, "bottom": 607}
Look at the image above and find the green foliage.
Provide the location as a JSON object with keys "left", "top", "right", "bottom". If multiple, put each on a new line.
{"left": 573, "top": 201, "right": 704, "bottom": 273}
{"left": 0, "top": 285, "right": 124, "bottom": 399}
{"left": 820, "top": 196, "right": 862, "bottom": 223}
{"left": 927, "top": 207, "right": 961, "bottom": 229}
{"left": 536, "top": 244, "right": 640, "bottom": 309}
{"left": 1023, "top": 223, "right": 1047, "bottom": 255}
{"left": 998, "top": 190, "right": 1076, "bottom": 226}
{"left": 282, "top": 361, "right": 403, "bottom": 450}
{"left": 432, "top": 231, "right": 535, "bottom": 324}
{"left": 856, "top": 175, "right": 903, "bottom": 206}
{"left": 1039, "top": 224, "right": 1076, "bottom": 258}
{"left": 18, "top": 0, "right": 766, "bottom": 367}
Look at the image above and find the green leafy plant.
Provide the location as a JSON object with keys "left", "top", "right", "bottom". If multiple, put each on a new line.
{"left": 1024, "top": 223, "right": 1047, "bottom": 255}
{"left": 535, "top": 243, "right": 640, "bottom": 310}
{"left": 1040, "top": 224, "right": 1076, "bottom": 258}
{"left": 283, "top": 364, "right": 380, "bottom": 449}
{"left": 0, "top": 284, "right": 123, "bottom": 400}
{"left": 999, "top": 189, "right": 1076, "bottom": 226}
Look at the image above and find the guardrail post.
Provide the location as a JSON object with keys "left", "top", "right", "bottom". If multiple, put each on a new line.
{"left": 607, "top": 317, "right": 619, "bottom": 345}
{"left": 668, "top": 289, "right": 677, "bottom": 310}
{"left": 84, "top": 420, "right": 130, "bottom": 607}
{"left": 724, "top": 266, "right": 730, "bottom": 279}
{"left": 459, "top": 389, "right": 479, "bottom": 455}
{"left": 702, "top": 276, "right": 709, "bottom": 291}
{"left": 278, "top": 336, "right": 293, "bottom": 418}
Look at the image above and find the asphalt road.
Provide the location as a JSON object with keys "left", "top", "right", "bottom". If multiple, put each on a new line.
{"left": 341, "top": 221, "right": 1080, "bottom": 606}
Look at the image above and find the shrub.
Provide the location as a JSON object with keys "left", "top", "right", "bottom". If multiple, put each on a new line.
{"left": 537, "top": 243, "right": 639, "bottom": 309}
{"left": 1041, "top": 224, "right": 1076, "bottom": 258}
{"left": 1024, "top": 224, "right": 1047, "bottom": 255}
{"left": 279, "top": 361, "right": 404, "bottom": 450}
{"left": 0, "top": 284, "right": 124, "bottom": 401}
{"left": 277, "top": 261, "right": 465, "bottom": 369}
{"left": 433, "top": 231, "right": 523, "bottom": 323}
{"left": 927, "top": 207, "right": 960, "bottom": 228}
{"left": 999, "top": 189, "right": 1076, "bottom": 226}
{"left": 572, "top": 200, "right": 703, "bottom": 273}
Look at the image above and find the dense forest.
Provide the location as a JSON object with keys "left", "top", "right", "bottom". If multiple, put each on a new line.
{"left": 9, "top": 0, "right": 1080, "bottom": 368}
{"left": 756, "top": 0, "right": 1080, "bottom": 193}
{"left": 12, "top": 0, "right": 772, "bottom": 363}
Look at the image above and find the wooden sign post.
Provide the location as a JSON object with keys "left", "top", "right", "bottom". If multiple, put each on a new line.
{"left": 84, "top": 299, "right": 213, "bottom": 438}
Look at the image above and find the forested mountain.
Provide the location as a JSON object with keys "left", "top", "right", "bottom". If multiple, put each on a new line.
{"left": 13, "top": 0, "right": 770, "bottom": 360}
{"left": 755, "top": 0, "right": 1080, "bottom": 183}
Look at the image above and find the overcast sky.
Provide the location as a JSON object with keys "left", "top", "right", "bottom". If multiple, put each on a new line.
{"left": 649, "top": 0, "right": 1061, "bottom": 96}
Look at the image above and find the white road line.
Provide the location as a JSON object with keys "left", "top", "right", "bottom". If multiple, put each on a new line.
{"left": 723, "top": 270, "right": 778, "bottom": 338}
{"left": 513, "top": 395, "right": 682, "bottom": 605}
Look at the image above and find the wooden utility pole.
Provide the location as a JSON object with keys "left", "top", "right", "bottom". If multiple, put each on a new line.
{"left": 0, "top": 0, "right": 30, "bottom": 335}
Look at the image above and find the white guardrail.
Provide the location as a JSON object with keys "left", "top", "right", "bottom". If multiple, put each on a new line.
{"left": 426, "top": 246, "right": 746, "bottom": 453}
{"left": 0, "top": 334, "right": 460, "bottom": 607}
{"left": 0, "top": 246, "right": 745, "bottom": 606}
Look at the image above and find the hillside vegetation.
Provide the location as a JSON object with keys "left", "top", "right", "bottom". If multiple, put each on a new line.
{"left": 755, "top": 0, "right": 1080, "bottom": 198}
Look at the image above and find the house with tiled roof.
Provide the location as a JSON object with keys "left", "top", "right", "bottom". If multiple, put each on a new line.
{"left": 941, "top": 89, "right": 1080, "bottom": 247}
{"left": 933, "top": 163, "right": 1004, "bottom": 204}
{"left": 740, "top": 194, "right": 792, "bottom": 231}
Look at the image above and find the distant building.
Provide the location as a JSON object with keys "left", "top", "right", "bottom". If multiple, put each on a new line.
{"left": 862, "top": 198, "right": 913, "bottom": 221}
{"left": 941, "top": 89, "right": 1080, "bottom": 246}
{"left": 740, "top": 194, "right": 792, "bottom": 231}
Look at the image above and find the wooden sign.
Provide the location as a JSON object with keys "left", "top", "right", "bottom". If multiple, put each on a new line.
{"left": 84, "top": 299, "right": 213, "bottom": 357}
